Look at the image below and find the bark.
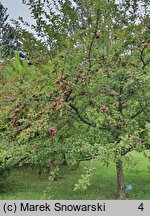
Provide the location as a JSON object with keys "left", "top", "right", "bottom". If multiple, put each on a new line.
{"left": 116, "top": 160, "right": 126, "bottom": 199}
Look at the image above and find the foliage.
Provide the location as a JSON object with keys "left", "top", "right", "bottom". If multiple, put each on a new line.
{"left": 0, "top": 140, "right": 13, "bottom": 187}
{"left": 20, "top": 0, "right": 150, "bottom": 58}
{"left": 74, "top": 166, "right": 95, "bottom": 191}
{"left": 0, "top": 56, "right": 85, "bottom": 174}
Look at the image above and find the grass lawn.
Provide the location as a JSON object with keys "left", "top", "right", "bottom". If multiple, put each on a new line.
{"left": 0, "top": 152, "right": 150, "bottom": 200}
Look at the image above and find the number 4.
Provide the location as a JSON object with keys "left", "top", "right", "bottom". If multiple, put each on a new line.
{"left": 138, "top": 203, "right": 144, "bottom": 211}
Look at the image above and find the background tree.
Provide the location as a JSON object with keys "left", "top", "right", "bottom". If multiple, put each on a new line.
{"left": 0, "top": 3, "right": 22, "bottom": 58}
{"left": 0, "top": 2, "right": 47, "bottom": 64}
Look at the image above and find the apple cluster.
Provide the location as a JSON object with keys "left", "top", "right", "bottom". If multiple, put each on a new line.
{"left": 56, "top": 75, "right": 74, "bottom": 97}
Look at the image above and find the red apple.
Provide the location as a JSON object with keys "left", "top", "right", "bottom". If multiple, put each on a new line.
{"left": 143, "top": 42, "right": 148, "bottom": 47}
{"left": 49, "top": 127, "right": 56, "bottom": 136}
{"left": 109, "top": 92, "right": 116, "bottom": 97}
{"left": 68, "top": 88, "right": 73, "bottom": 93}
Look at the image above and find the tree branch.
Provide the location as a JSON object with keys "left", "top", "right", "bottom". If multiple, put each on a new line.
{"left": 69, "top": 103, "right": 111, "bottom": 131}
{"left": 88, "top": 9, "right": 100, "bottom": 68}
{"left": 121, "top": 144, "right": 136, "bottom": 156}
{"left": 130, "top": 105, "right": 148, "bottom": 120}
{"left": 140, "top": 47, "right": 150, "bottom": 69}
{"left": 69, "top": 103, "right": 96, "bottom": 127}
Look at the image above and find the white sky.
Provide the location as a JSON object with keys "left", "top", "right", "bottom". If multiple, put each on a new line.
{"left": 1, "top": 0, "right": 34, "bottom": 25}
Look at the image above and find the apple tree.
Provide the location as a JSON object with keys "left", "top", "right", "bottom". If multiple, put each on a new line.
{"left": 43, "top": 1, "right": 150, "bottom": 198}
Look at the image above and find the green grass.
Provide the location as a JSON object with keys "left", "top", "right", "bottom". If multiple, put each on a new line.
{"left": 0, "top": 152, "right": 150, "bottom": 200}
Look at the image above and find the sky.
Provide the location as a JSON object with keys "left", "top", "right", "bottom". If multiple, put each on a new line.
{"left": 1, "top": 0, "right": 34, "bottom": 25}
{"left": 1, "top": 0, "right": 149, "bottom": 29}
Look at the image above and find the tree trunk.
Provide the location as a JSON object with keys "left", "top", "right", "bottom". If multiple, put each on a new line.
{"left": 116, "top": 160, "right": 126, "bottom": 199}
